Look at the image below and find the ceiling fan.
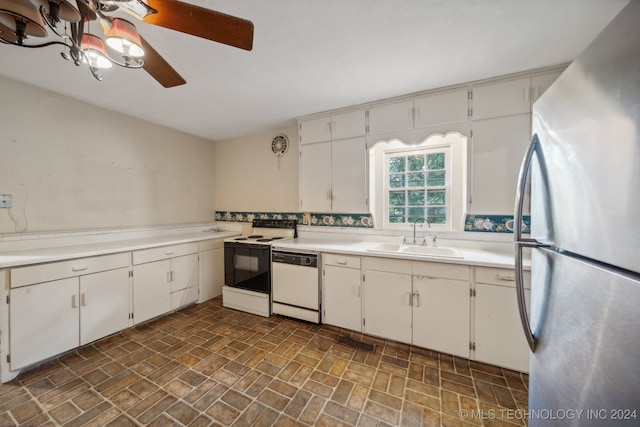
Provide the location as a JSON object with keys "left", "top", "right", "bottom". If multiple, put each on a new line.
{"left": 0, "top": 0, "right": 254, "bottom": 87}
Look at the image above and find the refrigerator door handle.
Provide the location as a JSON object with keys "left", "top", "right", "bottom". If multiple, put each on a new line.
{"left": 514, "top": 134, "right": 547, "bottom": 352}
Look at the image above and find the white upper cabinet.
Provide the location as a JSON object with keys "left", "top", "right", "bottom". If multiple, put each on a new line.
{"left": 367, "top": 100, "right": 414, "bottom": 135}
{"left": 368, "top": 89, "right": 470, "bottom": 135}
{"left": 332, "top": 110, "right": 367, "bottom": 140}
{"left": 300, "top": 109, "right": 366, "bottom": 145}
{"left": 531, "top": 71, "right": 563, "bottom": 104}
{"left": 472, "top": 77, "right": 532, "bottom": 120}
{"left": 299, "top": 141, "right": 332, "bottom": 212}
{"left": 414, "top": 89, "right": 470, "bottom": 128}
{"left": 331, "top": 137, "right": 367, "bottom": 212}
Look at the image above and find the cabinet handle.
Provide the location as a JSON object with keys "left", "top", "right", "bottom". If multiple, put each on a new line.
{"left": 81, "top": 293, "right": 87, "bottom": 306}
{"left": 71, "top": 266, "right": 88, "bottom": 272}
{"left": 164, "top": 251, "right": 175, "bottom": 255}
{"left": 407, "top": 292, "right": 413, "bottom": 306}
{"left": 71, "top": 294, "right": 77, "bottom": 308}
{"left": 336, "top": 260, "right": 347, "bottom": 265}
{"left": 496, "top": 273, "right": 515, "bottom": 281}
{"left": 413, "top": 290, "right": 420, "bottom": 307}
{"left": 166, "top": 271, "right": 172, "bottom": 282}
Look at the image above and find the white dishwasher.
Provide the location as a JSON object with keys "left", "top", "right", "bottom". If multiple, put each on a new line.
{"left": 271, "top": 250, "right": 320, "bottom": 323}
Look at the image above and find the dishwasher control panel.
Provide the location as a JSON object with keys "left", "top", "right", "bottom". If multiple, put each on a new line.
{"left": 272, "top": 251, "right": 318, "bottom": 268}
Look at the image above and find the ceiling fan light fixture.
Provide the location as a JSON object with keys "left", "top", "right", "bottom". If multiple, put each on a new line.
{"left": 106, "top": 18, "right": 144, "bottom": 57}
{"left": 0, "top": 0, "right": 47, "bottom": 39}
{"left": 37, "top": 0, "right": 81, "bottom": 24}
{"left": 81, "top": 33, "right": 113, "bottom": 69}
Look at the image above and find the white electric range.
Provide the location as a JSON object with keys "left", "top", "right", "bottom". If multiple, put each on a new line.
{"left": 222, "top": 219, "right": 297, "bottom": 317}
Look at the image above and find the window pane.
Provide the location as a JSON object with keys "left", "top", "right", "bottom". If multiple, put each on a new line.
{"left": 388, "top": 157, "right": 405, "bottom": 173}
{"left": 426, "top": 171, "right": 445, "bottom": 187}
{"left": 407, "top": 190, "right": 425, "bottom": 206}
{"left": 389, "top": 174, "right": 405, "bottom": 188}
{"left": 427, "top": 153, "right": 445, "bottom": 170}
{"left": 389, "top": 208, "right": 405, "bottom": 223}
{"left": 427, "top": 207, "right": 446, "bottom": 224}
{"left": 407, "top": 173, "right": 424, "bottom": 187}
{"left": 389, "top": 191, "right": 406, "bottom": 206}
{"left": 427, "top": 190, "right": 446, "bottom": 206}
{"left": 408, "top": 208, "right": 425, "bottom": 223}
{"left": 407, "top": 155, "right": 425, "bottom": 171}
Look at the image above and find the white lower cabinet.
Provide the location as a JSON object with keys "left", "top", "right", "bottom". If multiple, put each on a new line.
{"left": 322, "top": 254, "right": 362, "bottom": 331}
{"left": 133, "top": 245, "right": 199, "bottom": 324}
{"left": 412, "top": 274, "right": 470, "bottom": 358}
{"left": 363, "top": 268, "right": 413, "bottom": 344}
{"left": 9, "top": 262, "right": 131, "bottom": 371}
{"left": 199, "top": 239, "right": 225, "bottom": 302}
{"left": 473, "top": 267, "right": 531, "bottom": 372}
{"left": 80, "top": 268, "right": 131, "bottom": 345}
{"left": 10, "top": 278, "right": 79, "bottom": 370}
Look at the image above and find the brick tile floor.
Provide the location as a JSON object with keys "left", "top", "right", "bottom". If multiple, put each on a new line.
{"left": 0, "top": 297, "right": 528, "bottom": 426}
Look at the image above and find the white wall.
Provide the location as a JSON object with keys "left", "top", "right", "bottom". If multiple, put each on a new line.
{"left": 0, "top": 76, "right": 216, "bottom": 234}
{"left": 214, "top": 127, "right": 299, "bottom": 212}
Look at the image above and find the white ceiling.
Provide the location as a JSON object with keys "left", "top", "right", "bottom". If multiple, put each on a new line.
{"left": 0, "top": 0, "right": 629, "bottom": 141}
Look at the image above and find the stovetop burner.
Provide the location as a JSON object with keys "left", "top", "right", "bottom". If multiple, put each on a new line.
{"left": 224, "top": 219, "right": 297, "bottom": 246}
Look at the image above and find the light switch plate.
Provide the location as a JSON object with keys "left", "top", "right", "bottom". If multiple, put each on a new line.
{"left": 0, "top": 195, "right": 12, "bottom": 208}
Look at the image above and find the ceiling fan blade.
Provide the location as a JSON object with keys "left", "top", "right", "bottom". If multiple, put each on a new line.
{"left": 140, "top": 35, "right": 186, "bottom": 88}
{"left": 142, "top": 0, "right": 254, "bottom": 51}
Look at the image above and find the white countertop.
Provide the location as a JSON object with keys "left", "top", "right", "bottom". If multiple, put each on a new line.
{"left": 272, "top": 237, "right": 530, "bottom": 270}
{"left": 0, "top": 230, "right": 239, "bottom": 269}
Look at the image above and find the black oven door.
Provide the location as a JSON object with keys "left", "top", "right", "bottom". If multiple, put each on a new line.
{"left": 224, "top": 242, "right": 271, "bottom": 293}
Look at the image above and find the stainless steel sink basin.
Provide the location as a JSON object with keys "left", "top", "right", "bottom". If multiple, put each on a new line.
{"left": 367, "top": 243, "right": 463, "bottom": 259}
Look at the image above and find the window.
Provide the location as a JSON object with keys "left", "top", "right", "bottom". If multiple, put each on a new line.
{"left": 386, "top": 149, "right": 449, "bottom": 225}
{"left": 369, "top": 132, "right": 467, "bottom": 231}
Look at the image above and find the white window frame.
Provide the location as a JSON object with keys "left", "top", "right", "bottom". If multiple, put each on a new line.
{"left": 369, "top": 132, "right": 468, "bottom": 232}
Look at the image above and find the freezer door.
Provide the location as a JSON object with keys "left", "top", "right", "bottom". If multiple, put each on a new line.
{"left": 530, "top": 0, "right": 640, "bottom": 274}
{"left": 529, "top": 248, "right": 640, "bottom": 426}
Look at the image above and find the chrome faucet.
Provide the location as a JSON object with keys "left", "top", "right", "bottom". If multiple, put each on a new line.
{"left": 427, "top": 233, "right": 437, "bottom": 247}
{"left": 412, "top": 217, "right": 431, "bottom": 244}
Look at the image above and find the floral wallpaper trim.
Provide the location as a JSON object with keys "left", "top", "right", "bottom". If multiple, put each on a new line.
{"left": 308, "top": 213, "right": 374, "bottom": 228}
{"left": 464, "top": 214, "right": 531, "bottom": 234}
{"left": 215, "top": 211, "right": 375, "bottom": 228}
{"left": 215, "top": 211, "right": 308, "bottom": 225}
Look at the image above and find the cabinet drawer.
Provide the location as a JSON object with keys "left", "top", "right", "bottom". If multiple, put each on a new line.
{"left": 199, "top": 238, "right": 224, "bottom": 252}
{"left": 363, "top": 257, "right": 411, "bottom": 274}
{"left": 10, "top": 253, "right": 130, "bottom": 288}
{"left": 133, "top": 243, "right": 198, "bottom": 265}
{"left": 413, "top": 261, "right": 470, "bottom": 281}
{"left": 324, "top": 253, "right": 361, "bottom": 269}
{"left": 475, "top": 267, "right": 531, "bottom": 289}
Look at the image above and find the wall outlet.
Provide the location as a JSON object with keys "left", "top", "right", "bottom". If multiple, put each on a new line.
{"left": 0, "top": 195, "right": 12, "bottom": 208}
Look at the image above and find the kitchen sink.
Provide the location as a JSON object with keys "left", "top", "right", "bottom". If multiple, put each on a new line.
{"left": 367, "top": 243, "right": 463, "bottom": 259}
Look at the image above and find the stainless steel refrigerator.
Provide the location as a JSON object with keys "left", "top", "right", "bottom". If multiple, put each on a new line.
{"left": 513, "top": 1, "right": 640, "bottom": 425}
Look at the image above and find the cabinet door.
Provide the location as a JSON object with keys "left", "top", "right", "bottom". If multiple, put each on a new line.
{"left": 299, "top": 141, "right": 332, "bottom": 212}
{"left": 170, "top": 254, "right": 199, "bottom": 292}
{"left": 362, "top": 270, "right": 412, "bottom": 343}
{"left": 323, "top": 265, "right": 361, "bottom": 331}
{"left": 199, "top": 247, "right": 224, "bottom": 302}
{"left": 170, "top": 254, "right": 199, "bottom": 309}
{"left": 300, "top": 116, "right": 331, "bottom": 144}
{"left": 133, "top": 260, "right": 171, "bottom": 324}
{"left": 472, "top": 77, "right": 532, "bottom": 120}
{"left": 10, "top": 278, "right": 79, "bottom": 370}
{"left": 412, "top": 276, "right": 470, "bottom": 357}
{"left": 471, "top": 114, "right": 531, "bottom": 213}
{"left": 331, "top": 110, "right": 366, "bottom": 140}
{"left": 80, "top": 268, "right": 130, "bottom": 345}
{"left": 531, "top": 71, "right": 562, "bottom": 104}
{"left": 475, "top": 283, "right": 531, "bottom": 372}
{"left": 331, "top": 137, "right": 367, "bottom": 212}
{"left": 367, "top": 100, "right": 414, "bottom": 135}
{"left": 414, "top": 89, "right": 469, "bottom": 128}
